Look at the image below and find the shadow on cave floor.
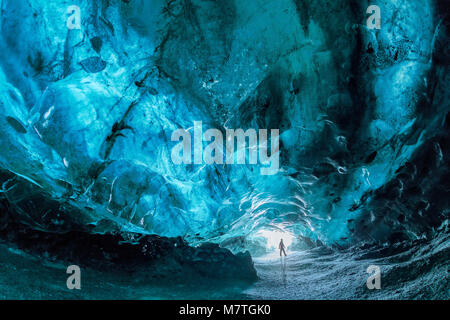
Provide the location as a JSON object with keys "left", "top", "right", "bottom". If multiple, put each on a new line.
{"left": 0, "top": 244, "right": 249, "bottom": 300}
{"left": 0, "top": 230, "right": 448, "bottom": 300}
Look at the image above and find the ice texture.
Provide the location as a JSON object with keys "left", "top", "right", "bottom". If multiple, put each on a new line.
{"left": 0, "top": 0, "right": 448, "bottom": 252}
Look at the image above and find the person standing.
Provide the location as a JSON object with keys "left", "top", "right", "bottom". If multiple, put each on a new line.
{"left": 279, "top": 239, "right": 287, "bottom": 257}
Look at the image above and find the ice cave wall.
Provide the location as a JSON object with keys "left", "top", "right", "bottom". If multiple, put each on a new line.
{"left": 0, "top": 0, "right": 448, "bottom": 249}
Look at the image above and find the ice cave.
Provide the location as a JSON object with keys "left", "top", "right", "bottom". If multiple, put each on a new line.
{"left": 0, "top": 0, "right": 448, "bottom": 299}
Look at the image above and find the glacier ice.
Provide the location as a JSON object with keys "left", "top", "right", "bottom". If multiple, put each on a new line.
{"left": 0, "top": 0, "right": 448, "bottom": 284}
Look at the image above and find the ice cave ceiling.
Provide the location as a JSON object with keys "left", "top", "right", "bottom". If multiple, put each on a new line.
{"left": 0, "top": 0, "right": 448, "bottom": 251}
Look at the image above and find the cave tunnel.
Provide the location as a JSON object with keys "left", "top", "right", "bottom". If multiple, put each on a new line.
{"left": 0, "top": 0, "right": 448, "bottom": 300}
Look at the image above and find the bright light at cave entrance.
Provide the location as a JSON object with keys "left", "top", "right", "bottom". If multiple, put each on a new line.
{"left": 257, "top": 229, "right": 294, "bottom": 251}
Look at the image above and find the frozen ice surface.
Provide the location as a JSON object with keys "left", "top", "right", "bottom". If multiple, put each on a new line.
{"left": 0, "top": 0, "right": 448, "bottom": 299}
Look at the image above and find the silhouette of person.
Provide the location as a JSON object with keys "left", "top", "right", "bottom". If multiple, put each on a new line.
{"left": 279, "top": 239, "right": 287, "bottom": 257}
